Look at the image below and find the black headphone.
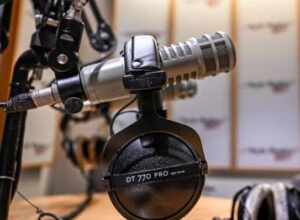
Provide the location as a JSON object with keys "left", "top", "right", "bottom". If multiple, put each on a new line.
{"left": 101, "top": 92, "right": 208, "bottom": 220}
{"left": 229, "top": 183, "right": 300, "bottom": 220}
{"left": 64, "top": 136, "right": 105, "bottom": 170}
{"left": 60, "top": 103, "right": 110, "bottom": 171}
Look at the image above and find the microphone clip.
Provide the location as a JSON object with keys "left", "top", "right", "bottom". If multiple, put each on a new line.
{"left": 122, "top": 35, "right": 166, "bottom": 93}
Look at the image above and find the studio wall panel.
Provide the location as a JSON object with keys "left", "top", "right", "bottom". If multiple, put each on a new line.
{"left": 113, "top": 0, "right": 170, "bottom": 54}
{"left": 236, "top": 0, "right": 300, "bottom": 169}
{"left": 171, "top": 0, "right": 232, "bottom": 168}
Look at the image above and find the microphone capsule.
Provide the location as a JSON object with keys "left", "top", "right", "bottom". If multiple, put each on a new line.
{"left": 160, "top": 31, "right": 236, "bottom": 85}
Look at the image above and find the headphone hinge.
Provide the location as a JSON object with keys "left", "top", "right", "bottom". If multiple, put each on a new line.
{"left": 200, "top": 161, "right": 208, "bottom": 175}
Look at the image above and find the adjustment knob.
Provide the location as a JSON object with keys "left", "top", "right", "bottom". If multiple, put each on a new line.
{"left": 64, "top": 97, "right": 83, "bottom": 114}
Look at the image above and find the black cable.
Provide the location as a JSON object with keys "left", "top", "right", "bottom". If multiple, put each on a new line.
{"left": 80, "top": 48, "right": 115, "bottom": 69}
{"left": 55, "top": 113, "right": 99, "bottom": 220}
{"left": 98, "top": 102, "right": 111, "bottom": 124}
{"left": 61, "top": 171, "right": 94, "bottom": 220}
{"left": 16, "top": 171, "right": 94, "bottom": 220}
{"left": 50, "top": 104, "right": 69, "bottom": 114}
{"left": 109, "top": 96, "right": 138, "bottom": 136}
{"left": 38, "top": 212, "right": 62, "bottom": 220}
{"left": 230, "top": 185, "right": 252, "bottom": 220}
{"left": 17, "top": 190, "right": 62, "bottom": 220}
{"left": 114, "top": 110, "right": 139, "bottom": 117}
{"left": 11, "top": 134, "right": 24, "bottom": 202}
{"left": 103, "top": 111, "right": 112, "bottom": 124}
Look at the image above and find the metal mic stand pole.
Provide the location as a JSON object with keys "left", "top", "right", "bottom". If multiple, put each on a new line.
{"left": 0, "top": 23, "right": 56, "bottom": 220}
{"left": 0, "top": 50, "right": 38, "bottom": 220}
{"left": 0, "top": 1, "right": 87, "bottom": 218}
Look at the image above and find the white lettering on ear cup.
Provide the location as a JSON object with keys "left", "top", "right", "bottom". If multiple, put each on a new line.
{"left": 244, "top": 184, "right": 273, "bottom": 220}
{"left": 272, "top": 183, "right": 289, "bottom": 220}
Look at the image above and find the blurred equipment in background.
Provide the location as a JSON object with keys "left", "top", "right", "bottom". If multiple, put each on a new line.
{"left": 0, "top": 0, "right": 12, "bottom": 53}
{"left": 82, "top": 0, "right": 116, "bottom": 54}
{"left": 60, "top": 103, "right": 110, "bottom": 171}
{"left": 0, "top": 0, "right": 115, "bottom": 219}
{"left": 216, "top": 183, "right": 300, "bottom": 220}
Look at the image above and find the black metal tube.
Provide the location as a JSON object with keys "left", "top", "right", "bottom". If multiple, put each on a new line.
{"left": 0, "top": 49, "right": 38, "bottom": 220}
{"left": 89, "top": 0, "right": 104, "bottom": 22}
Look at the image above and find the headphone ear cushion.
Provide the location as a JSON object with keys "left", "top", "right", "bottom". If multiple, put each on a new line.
{"left": 237, "top": 187, "right": 252, "bottom": 220}
{"left": 272, "top": 183, "right": 289, "bottom": 220}
{"left": 107, "top": 132, "right": 204, "bottom": 220}
{"left": 243, "top": 184, "right": 273, "bottom": 220}
{"left": 286, "top": 185, "right": 300, "bottom": 220}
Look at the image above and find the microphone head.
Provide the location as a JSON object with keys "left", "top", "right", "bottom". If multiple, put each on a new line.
{"left": 160, "top": 31, "right": 236, "bottom": 85}
{"left": 196, "top": 31, "right": 236, "bottom": 75}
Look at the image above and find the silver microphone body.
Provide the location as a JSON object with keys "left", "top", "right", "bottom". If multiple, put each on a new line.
{"left": 3, "top": 32, "right": 235, "bottom": 112}
{"left": 78, "top": 31, "right": 235, "bottom": 105}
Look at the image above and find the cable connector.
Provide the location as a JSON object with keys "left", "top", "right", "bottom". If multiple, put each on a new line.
{"left": 1, "top": 93, "right": 36, "bottom": 112}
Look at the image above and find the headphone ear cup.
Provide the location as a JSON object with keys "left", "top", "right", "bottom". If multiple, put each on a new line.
{"left": 65, "top": 139, "right": 79, "bottom": 167}
{"left": 69, "top": 136, "right": 106, "bottom": 170}
{"left": 94, "top": 137, "right": 105, "bottom": 163}
{"left": 106, "top": 132, "right": 205, "bottom": 220}
{"left": 272, "top": 183, "right": 289, "bottom": 220}
{"left": 84, "top": 136, "right": 105, "bottom": 167}
{"left": 74, "top": 136, "right": 93, "bottom": 169}
{"left": 63, "top": 135, "right": 106, "bottom": 170}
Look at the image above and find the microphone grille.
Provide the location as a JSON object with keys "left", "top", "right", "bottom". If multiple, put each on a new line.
{"left": 160, "top": 32, "right": 236, "bottom": 85}
{"left": 196, "top": 32, "right": 236, "bottom": 76}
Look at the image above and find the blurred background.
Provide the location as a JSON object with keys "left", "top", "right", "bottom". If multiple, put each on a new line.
{"left": 1, "top": 0, "right": 300, "bottom": 199}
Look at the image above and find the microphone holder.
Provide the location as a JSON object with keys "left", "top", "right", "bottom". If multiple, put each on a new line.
{"left": 0, "top": 1, "right": 84, "bottom": 219}
{"left": 122, "top": 35, "right": 168, "bottom": 119}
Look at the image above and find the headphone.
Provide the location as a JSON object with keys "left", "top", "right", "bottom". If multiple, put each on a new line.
{"left": 60, "top": 103, "right": 110, "bottom": 171}
{"left": 63, "top": 136, "right": 105, "bottom": 170}
{"left": 101, "top": 92, "right": 208, "bottom": 220}
{"left": 229, "top": 183, "right": 300, "bottom": 220}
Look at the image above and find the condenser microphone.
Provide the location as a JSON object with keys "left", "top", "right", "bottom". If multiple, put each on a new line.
{"left": 1, "top": 32, "right": 235, "bottom": 112}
